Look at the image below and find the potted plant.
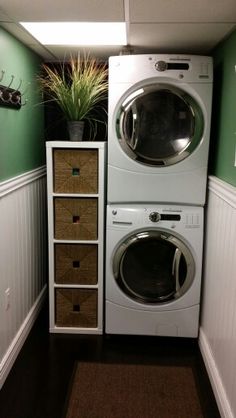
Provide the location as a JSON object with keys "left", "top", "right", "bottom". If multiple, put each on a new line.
{"left": 38, "top": 53, "right": 108, "bottom": 141}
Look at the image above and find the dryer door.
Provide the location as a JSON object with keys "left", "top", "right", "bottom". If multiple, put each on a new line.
{"left": 113, "top": 230, "right": 195, "bottom": 304}
{"left": 116, "top": 84, "right": 204, "bottom": 166}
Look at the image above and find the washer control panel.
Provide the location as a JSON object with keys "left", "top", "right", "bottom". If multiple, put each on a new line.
{"left": 107, "top": 205, "right": 203, "bottom": 231}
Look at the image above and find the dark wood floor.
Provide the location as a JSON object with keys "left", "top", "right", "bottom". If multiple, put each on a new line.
{"left": 0, "top": 303, "right": 220, "bottom": 418}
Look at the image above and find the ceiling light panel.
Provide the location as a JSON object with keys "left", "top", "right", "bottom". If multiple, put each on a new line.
{"left": 20, "top": 22, "right": 127, "bottom": 45}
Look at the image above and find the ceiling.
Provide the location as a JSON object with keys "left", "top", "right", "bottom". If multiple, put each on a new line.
{"left": 1, "top": 0, "right": 236, "bottom": 62}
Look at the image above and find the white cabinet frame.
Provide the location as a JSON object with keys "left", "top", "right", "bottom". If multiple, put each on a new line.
{"left": 46, "top": 141, "right": 106, "bottom": 334}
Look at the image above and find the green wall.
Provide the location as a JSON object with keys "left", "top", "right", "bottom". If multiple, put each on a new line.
{"left": 0, "top": 27, "right": 44, "bottom": 182}
{"left": 210, "top": 29, "right": 236, "bottom": 186}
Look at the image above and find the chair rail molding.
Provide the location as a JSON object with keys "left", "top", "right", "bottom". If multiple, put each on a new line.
{"left": 0, "top": 165, "right": 46, "bottom": 198}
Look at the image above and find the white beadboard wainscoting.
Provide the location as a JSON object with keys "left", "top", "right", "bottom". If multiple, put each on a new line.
{"left": 199, "top": 175, "right": 236, "bottom": 418}
{"left": 0, "top": 166, "right": 47, "bottom": 389}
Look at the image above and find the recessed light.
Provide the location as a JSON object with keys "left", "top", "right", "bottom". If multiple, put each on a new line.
{"left": 20, "top": 22, "right": 127, "bottom": 46}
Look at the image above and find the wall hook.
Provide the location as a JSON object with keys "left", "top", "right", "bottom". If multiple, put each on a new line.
{"left": 0, "top": 70, "right": 5, "bottom": 83}
{"left": 7, "top": 75, "right": 14, "bottom": 89}
{"left": 14, "top": 78, "right": 23, "bottom": 92}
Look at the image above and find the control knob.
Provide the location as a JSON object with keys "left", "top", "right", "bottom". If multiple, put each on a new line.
{"left": 155, "top": 60, "right": 167, "bottom": 72}
{"left": 149, "top": 212, "right": 161, "bottom": 222}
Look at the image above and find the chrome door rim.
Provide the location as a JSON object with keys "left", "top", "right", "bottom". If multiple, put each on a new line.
{"left": 116, "top": 83, "right": 204, "bottom": 166}
{"left": 113, "top": 230, "right": 195, "bottom": 304}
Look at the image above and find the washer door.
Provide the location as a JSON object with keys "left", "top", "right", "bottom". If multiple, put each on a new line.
{"left": 116, "top": 84, "right": 204, "bottom": 166}
{"left": 113, "top": 230, "right": 195, "bottom": 304}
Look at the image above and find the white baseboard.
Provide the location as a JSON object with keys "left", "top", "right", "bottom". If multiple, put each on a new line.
{"left": 199, "top": 328, "right": 234, "bottom": 418}
{"left": 0, "top": 285, "right": 47, "bottom": 390}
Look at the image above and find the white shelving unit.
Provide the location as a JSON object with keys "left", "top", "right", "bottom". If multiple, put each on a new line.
{"left": 46, "top": 141, "right": 106, "bottom": 334}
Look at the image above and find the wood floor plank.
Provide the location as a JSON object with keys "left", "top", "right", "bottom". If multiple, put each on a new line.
{"left": 0, "top": 304, "right": 220, "bottom": 418}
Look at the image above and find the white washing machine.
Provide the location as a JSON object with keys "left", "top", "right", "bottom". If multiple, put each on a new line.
{"left": 105, "top": 204, "right": 204, "bottom": 338}
{"left": 107, "top": 54, "right": 213, "bottom": 205}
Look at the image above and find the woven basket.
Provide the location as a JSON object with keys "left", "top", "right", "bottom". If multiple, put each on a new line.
{"left": 55, "top": 288, "right": 97, "bottom": 327}
{"left": 53, "top": 149, "right": 98, "bottom": 194}
{"left": 55, "top": 244, "right": 97, "bottom": 285}
{"left": 54, "top": 197, "right": 98, "bottom": 240}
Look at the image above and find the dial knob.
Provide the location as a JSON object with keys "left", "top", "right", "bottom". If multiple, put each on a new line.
{"left": 155, "top": 60, "right": 167, "bottom": 72}
{"left": 149, "top": 212, "right": 161, "bottom": 222}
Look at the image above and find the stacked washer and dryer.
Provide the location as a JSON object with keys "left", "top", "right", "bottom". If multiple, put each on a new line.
{"left": 105, "top": 54, "right": 213, "bottom": 338}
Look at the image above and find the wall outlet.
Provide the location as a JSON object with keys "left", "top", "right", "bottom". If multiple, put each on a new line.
{"left": 5, "top": 288, "right": 10, "bottom": 311}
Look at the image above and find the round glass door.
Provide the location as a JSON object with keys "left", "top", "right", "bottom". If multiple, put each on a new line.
{"left": 113, "top": 231, "right": 195, "bottom": 304}
{"left": 116, "top": 84, "right": 204, "bottom": 166}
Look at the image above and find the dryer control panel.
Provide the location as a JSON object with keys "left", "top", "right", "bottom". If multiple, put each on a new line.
{"left": 109, "top": 54, "right": 213, "bottom": 84}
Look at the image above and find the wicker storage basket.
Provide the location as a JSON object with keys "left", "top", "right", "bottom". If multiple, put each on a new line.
{"left": 55, "top": 288, "right": 97, "bottom": 327}
{"left": 53, "top": 149, "right": 98, "bottom": 194}
{"left": 55, "top": 244, "right": 97, "bottom": 285}
{"left": 54, "top": 197, "right": 97, "bottom": 240}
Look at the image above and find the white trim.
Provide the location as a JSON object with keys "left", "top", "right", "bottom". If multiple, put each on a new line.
{"left": 0, "top": 166, "right": 46, "bottom": 198}
{"left": 208, "top": 175, "right": 236, "bottom": 209}
{"left": 0, "top": 285, "right": 47, "bottom": 390}
{"left": 199, "top": 328, "right": 234, "bottom": 418}
{"left": 46, "top": 140, "right": 105, "bottom": 149}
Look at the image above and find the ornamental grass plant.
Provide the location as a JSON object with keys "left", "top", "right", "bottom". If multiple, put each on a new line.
{"left": 38, "top": 53, "right": 108, "bottom": 138}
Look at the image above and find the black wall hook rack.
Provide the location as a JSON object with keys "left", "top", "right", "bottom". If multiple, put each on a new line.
{"left": 0, "top": 71, "right": 28, "bottom": 110}
{"left": 0, "top": 85, "right": 22, "bottom": 109}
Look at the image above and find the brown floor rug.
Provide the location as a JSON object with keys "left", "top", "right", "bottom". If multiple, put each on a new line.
{"left": 66, "top": 362, "right": 204, "bottom": 418}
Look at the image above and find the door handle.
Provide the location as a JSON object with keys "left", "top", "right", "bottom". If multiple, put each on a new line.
{"left": 125, "top": 102, "right": 139, "bottom": 150}
{"left": 172, "top": 247, "right": 182, "bottom": 295}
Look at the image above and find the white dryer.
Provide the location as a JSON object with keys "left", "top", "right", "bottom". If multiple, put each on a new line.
{"left": 105, "top": 204, "right": 203, "bottom": 338}
{"left": 107, "top": 54, "right": 213, "bottom": 205}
